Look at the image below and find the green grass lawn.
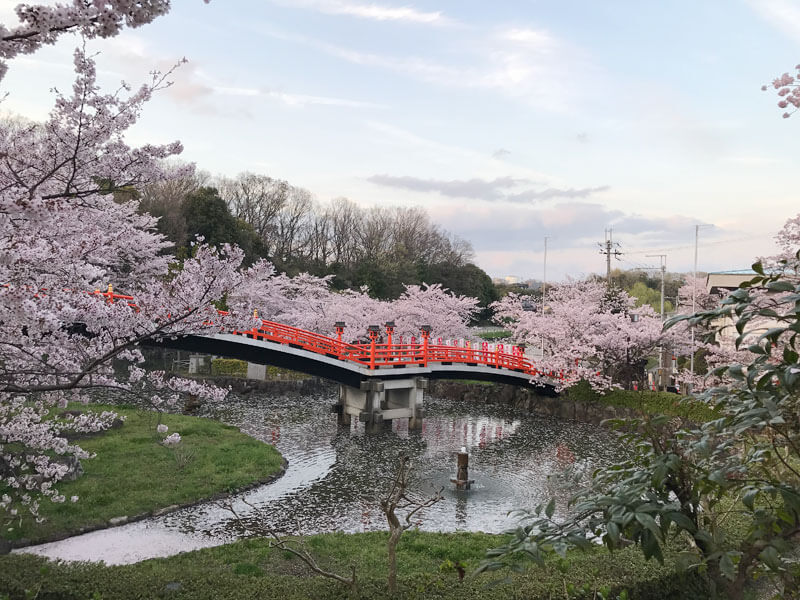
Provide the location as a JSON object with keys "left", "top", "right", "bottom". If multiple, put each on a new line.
{"left": 0, "top": 531, "right": 707, "bottom": 599}
{"left": 2, "top": 404, "right": 283, "bottom": 545}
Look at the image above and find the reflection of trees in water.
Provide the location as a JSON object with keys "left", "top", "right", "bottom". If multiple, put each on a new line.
{"left": 198, "top": 392, "right": 625, "bottom": 538}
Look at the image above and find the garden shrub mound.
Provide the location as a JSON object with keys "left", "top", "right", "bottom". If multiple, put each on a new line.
{"left": 2, "top": 404, "right": 283, "bottom": 545}
{"left": 1, "top": 532, "right": 708, "bottom": 599}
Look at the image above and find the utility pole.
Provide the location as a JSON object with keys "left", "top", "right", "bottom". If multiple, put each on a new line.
{"left": 541, "top": 236, "right": 549, "bottom": 361}
{"left": 542, "top": 236, "right": 549, "bottom": 304}
{"left": 688, "top": 224, "right": 712, "bottom": 390}
{"left": 646, "top": 254, "right": 667, "bottom": 390}
{"left": 690, "top": 225, "right": 699, "bottom": 380}
{"left": 598, "top": 229, "right": 622, "bottom": 284}
{"left": 645, "top": 254, "right": 667, "bottom": 322}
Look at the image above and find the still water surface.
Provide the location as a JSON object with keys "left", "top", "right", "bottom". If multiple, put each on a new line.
{"left": 20, "top": 390, "right": 625, "bottom": 564}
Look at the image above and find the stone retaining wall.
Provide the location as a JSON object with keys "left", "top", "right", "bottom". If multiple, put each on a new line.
{"left": 428, "top": 380, "right": 640, "bottom": 425}
{"left": 207, "top": 376, "right": 334, "bottom": 396}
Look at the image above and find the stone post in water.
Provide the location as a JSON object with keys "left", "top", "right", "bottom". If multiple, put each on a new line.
{"left": 451, "top": 446, "right": 474, "bottom": 490}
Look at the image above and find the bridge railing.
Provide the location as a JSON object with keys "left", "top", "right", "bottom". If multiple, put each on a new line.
{"left": 230, "top": 320, "right": 562, "bottom": 381}
{"left": 54, "top": 286, "right": 562, "bottom": 381}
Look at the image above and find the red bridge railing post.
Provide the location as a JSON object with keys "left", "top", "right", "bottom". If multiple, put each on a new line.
{"left": 384, "top": 321, "right": 394, "bottom": 348}
{"left": 334, "top": 322, "right": 345, "bottom": 357}
{"left": 385, "top": 321, "right": 395, "bottom": 362}
{"left": 420, "top": 325, "right": 431, "bottom": 367}
{"left": 367, "top": 325, "right": 380, "bottom": 369}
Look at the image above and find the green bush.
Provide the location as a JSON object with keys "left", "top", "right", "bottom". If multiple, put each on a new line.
{"left": 565, "top": 380, "right": 719, "bottom": 423}
{"left": 476, "top": 330, "right": 512, "bottom": 340}
{"left": 211, "top": 358, "right": 248, "bottom": 376}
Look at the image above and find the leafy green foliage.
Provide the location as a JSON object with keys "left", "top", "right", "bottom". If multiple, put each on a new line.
{"left": 476, "top": 330, "right": 512, "bottom": 341}
{"left": 211, "top": 358, "right": 248, "bottom": 377}
{"left": 483, "top": 260, "right": 800, "bottom": 599}
{"left": 629, "top": 282, "right": 674, "bottom": 315}
{"left": 565, "top": 380, "right": 720, "bottom": 423}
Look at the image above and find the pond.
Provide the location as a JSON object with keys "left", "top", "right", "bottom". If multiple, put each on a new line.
{"left": 20, "top": 388, "right": 626, "bottom": 565}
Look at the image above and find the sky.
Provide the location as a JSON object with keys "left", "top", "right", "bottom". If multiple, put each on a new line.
{"left": 3, "top": 0, "right": 800, "bottom": 281}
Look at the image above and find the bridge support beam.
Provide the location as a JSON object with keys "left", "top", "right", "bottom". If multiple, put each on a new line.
{"left": 333, "top": 377, "right": 426, "bottom": 432}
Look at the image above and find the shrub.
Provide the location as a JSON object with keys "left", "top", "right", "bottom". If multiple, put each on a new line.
{"left": 211, "top": 359, "right": 248, "bottom": 377}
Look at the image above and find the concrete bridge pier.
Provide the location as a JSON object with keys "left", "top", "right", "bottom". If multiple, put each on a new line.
{"left": 332, "top": 377, "right": 427, "bottom": 432}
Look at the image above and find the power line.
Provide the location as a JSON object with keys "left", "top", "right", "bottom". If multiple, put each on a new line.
{"left": 624, "top": 233, "right": 767, "bottom": 256}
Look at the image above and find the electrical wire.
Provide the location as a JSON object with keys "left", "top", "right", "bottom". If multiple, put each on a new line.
{"left": 624, "top": 233, "right": 768, "bottom": 256}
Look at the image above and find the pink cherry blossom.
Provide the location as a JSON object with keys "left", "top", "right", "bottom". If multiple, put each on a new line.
{"left": 0, "top": 1, "right": 211, "bottom": 80}
{"left": 162, "top": 432, "right": 181, "bottom": 446}
{"left": 493, "top": 280, "right": 685, "bottom": 392}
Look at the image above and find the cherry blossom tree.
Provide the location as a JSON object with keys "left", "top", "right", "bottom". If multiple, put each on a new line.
{"left": 763, "top": 65, "right": 800, "bottom": 119}
{"left": 0, "top": 42, "right": 274, "bottom": 526}
{"left": 493, "top": 280, "right": 684, "bottom": 391}
{"left": 272, "top": 278, "right": 479, "bottom": 342}
{"left": 0, "top": 1, "right": 211, "bottom": 81}
{"left": 673, "top": 216, "right": 800, "bottom": 392}
{"left": 0, "top": 1, "right": 480, "bottom": 529}
{"left": 382, "top": 283, "right": 478, "bottom": 341}
{"left": 761, "top": 213, "right": 800, "bottom": 275}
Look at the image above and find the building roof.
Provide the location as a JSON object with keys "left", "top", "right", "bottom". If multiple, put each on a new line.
{"left": 706, "top": 270, "right": 757, "bottom": 294}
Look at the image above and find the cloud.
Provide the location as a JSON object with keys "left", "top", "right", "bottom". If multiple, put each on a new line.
{"left": 747, "top": 0, "right": 800, "bottom": 43}
{"left": 576, "top": 132, "right": 589, "bottom": 143}
{"left": 213, "top": 85, "right": 385, "bottom": 109}
{"left": 492, "top": 148, "right": 511, "bottom": 158}
{"left": 252, "top": 22, "right": 597, "bottom": 113}
{"left": 366, "top": 174, "right": 608, "bottom": 203}
{"left": 270, "top": 0, "right": 449, "bottom": 24}
{"left": 366, "top": 174, "right": 524, "bottom": 200}
{"left": 428, "top": 201, "right": 709, "bottom": 258}
{"left": 506, "top": 186, "right": 610, "bottom": 202}
{"left": 95, "top": 36, "right": 384, "bottom": 114}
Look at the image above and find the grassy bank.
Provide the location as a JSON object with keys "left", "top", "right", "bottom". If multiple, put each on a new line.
{"left": 1, "top": 531, "right": 707, "bottom": 599}
{"left": 2, "top": 405, "right": 283, "bottom": 545}
{"left": 565, "top": 381, "right": 720, "bottom": 423}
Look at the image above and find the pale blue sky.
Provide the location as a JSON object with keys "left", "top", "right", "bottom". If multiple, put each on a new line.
{"left": 3, "top": 0, "right": 800, "bottom": 280}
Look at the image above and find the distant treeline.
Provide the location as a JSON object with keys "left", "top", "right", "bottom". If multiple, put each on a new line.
{"left": 137, "top": 169, "right": 498, "bottom": 309}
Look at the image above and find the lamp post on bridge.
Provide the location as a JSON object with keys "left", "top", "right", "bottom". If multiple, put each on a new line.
{"left": 384, "top": 321, "right": 395, "bottom": 348}
{"left": 334, "top": 322, "right": 346, "bottom": 344}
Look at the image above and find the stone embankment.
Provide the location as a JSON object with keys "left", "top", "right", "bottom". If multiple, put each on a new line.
{"left": 214, "top": 376, "right": 640, "bottom": 426}
{"left": 206, "top": 375, "right": 332, "bottom": 396}
{"left": 428, "top": 380, "right": 640, "bottom": 426}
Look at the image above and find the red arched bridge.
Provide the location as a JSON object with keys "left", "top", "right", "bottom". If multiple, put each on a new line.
{"left": 104, "top": 287, "right": 559, "bottom": 430}
{"left": 151, "top": 318, "right": 560, "bottom": 390}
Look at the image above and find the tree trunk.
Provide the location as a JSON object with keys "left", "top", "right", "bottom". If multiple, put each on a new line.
{"left": 387, "top": 528, "right": 402, "bottom": 595}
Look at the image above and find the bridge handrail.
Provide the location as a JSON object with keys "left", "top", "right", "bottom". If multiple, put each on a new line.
{"left": 66, "top": 288, "right": 561, "bottom": 381}
{"left": 231, "top": 319, "right": 561, "bottom": 380}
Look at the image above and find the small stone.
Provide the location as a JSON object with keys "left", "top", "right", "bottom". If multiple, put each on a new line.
{"left": 109, "top": 516, "right": 128, "bottom": 526}
{"left": 164, "top": 582, "right": 182, "bottom": 592}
